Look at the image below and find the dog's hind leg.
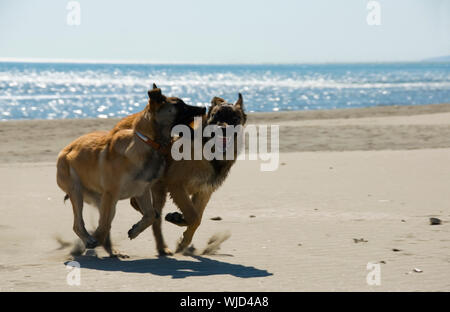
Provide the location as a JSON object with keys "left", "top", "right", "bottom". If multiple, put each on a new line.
{"left": 93, "top": 192, "right": 118, "bottom": 250}
{"left": 128, "top": 187, "right": 156, "bottom": 240}
{"left": 85, "top": 191, "right": 126, "bottom": 258}
{"left": 68, "top": 190, "right": 98, "bottom": 249}
{"left": 66, "top": 171, "right": 98, "bottom": 249}
{"left": 57, "top": 153, "right": 97, "bottom": 249}
{"left": 151, "top": 181, "right": 173, "bottom": 256}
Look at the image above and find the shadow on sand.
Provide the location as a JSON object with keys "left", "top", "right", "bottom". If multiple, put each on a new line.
{"left": 69, "top": 254, "right": 273, "bottom": 279}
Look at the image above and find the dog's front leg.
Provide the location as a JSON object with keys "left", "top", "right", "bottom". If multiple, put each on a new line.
{"left": 128, "top": 187, "right": 157, "bottom": 240}
{"left": 178, "top": 191, "right": 212, "bottom": 252}
{"left": 103, "top": 232, "right": 129, "bottom": 258}
{"left": 150, "top": 181, "right": 172, "bottom": 256}
{"left": 168, "top": 188, "right": 211, "bottom": 253}
{"left": 130, "top": 182, "right": 172, "bottom": 256}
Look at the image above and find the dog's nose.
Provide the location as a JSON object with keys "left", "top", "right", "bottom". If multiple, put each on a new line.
{"left": 191, "top": 105, "right": 206, "bottom": 116}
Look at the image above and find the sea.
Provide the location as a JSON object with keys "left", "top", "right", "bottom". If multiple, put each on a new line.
{"left": 0, "top": 62, "right": 449, "bottom": 121}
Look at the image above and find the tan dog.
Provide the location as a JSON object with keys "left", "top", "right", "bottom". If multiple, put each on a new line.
{"left": 56, "top": 85, "right": 206, "bottom": 257}
{"left": 113, "top": 94, "right": 247, "bottom": 255}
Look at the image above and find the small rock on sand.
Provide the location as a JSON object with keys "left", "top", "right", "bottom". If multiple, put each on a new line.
{"left": 429, "top": 217, "right": 442, "bottom": 225}
{"left": 210, "top": 216, "right": 222, "bottom": 221}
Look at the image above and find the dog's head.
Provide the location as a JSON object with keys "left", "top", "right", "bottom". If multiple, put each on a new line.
{"left": 207, "top": 93, "right": 247, "bottom": 127}
{"left": 147, "top": 83, "right": 206, "bottom": 129}
{"left": 206, "top": 93, "right": 247, "bottom": 152}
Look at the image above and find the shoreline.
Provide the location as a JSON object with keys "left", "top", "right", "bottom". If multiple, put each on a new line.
{"left": 2, "top": 102, "right": 450, "bottom": 124}
{"left": 1, "top": 103, "right": 450, "bottom": 163}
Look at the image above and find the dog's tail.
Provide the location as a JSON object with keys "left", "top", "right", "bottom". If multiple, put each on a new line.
{"left": 56, "top": 148, "right": 72, "bottom": 205}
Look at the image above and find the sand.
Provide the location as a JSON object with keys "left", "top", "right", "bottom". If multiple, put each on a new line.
{"left": 0, "top": 103, "right": 449, "bottom": 291}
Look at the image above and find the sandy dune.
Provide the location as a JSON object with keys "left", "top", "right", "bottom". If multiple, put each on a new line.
{"left": 0, "top": 104, "right": 449, "bottom": 291}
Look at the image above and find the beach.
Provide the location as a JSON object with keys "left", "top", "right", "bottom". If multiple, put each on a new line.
{"left": 1, "top": 103, "right": 450, "bottom": 291}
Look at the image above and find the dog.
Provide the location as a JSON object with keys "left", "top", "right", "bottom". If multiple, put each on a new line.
{"left": 56, "top": 85, "right": 206, "bottom": 257}
{"left": 114, "top": 93, "right": 247, "bottom": 255}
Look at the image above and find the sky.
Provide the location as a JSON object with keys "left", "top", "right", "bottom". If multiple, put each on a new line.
{"left": 0, "top": 0, "right": 449, "bottom": 63}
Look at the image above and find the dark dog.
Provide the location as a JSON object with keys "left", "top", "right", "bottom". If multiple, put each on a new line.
{"left": 114, "top": 93, "right": 247, "bottom": 255}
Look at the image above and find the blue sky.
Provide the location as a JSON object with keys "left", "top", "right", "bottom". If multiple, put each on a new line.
{"left": 0, "top": 0, "right": 449, "bottom": 63}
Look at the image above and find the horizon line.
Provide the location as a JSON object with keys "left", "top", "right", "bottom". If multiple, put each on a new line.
{"left": 0, "top": 56, "right": 444, "bottom": 65}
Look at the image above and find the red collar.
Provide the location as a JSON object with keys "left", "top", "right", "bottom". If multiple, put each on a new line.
{"left": 135, "top": 131, "right": 170, "bottom": 155}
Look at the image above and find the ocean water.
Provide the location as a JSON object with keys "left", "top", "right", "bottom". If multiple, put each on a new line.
{"left": 0, "top": 62, "right": 449, "bottom": 120}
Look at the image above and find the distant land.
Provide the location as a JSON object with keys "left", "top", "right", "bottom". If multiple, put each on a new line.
{"left": 423, "top": 55, "right": 450, "bottom": 62}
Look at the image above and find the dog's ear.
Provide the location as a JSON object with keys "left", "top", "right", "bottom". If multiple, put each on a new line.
{"left": 235, "top": 93, "right": 247, "bottom": 124}
{"left": 235, "top": 93, "right": 244, "bottom": 110}
{"left": 148, "top": 87, "right": 162, "bottom": 101}
{"left": 211, "top": 96, "right": 225, "bottom": 107}
{"left": 208, "top": 96, "right": 225, "bottom": 117}
{"left": 152, "top": 83, "right": 158, "bottom": 89}
{"left": 147, "top": 88, "right": 164, "bottom": 111}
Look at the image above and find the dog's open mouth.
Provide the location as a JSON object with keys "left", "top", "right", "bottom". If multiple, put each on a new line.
{"left": 216, "top": 133, "right": 233, "bottom": 152}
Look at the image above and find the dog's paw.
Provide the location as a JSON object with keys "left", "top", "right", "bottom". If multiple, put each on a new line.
{"left": 175, "top": 243, "right": 189, "bottom": 254}
{"left": 165, "top": 212, "right": 187, "bottom": 226}
{"left": 181, "top": 245, "right": 198, "bottom": 256}
{"left": 109, "top": 251, "right": 130, "bottom": 259}
{"left": 158, "top": 247, "right": 174, "bottom": 257}
{"left": 85, "top": 236, "right": 99, "bottom": 249}
{"left": 127, "top": 224, "right": 139, "bottom": 240}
